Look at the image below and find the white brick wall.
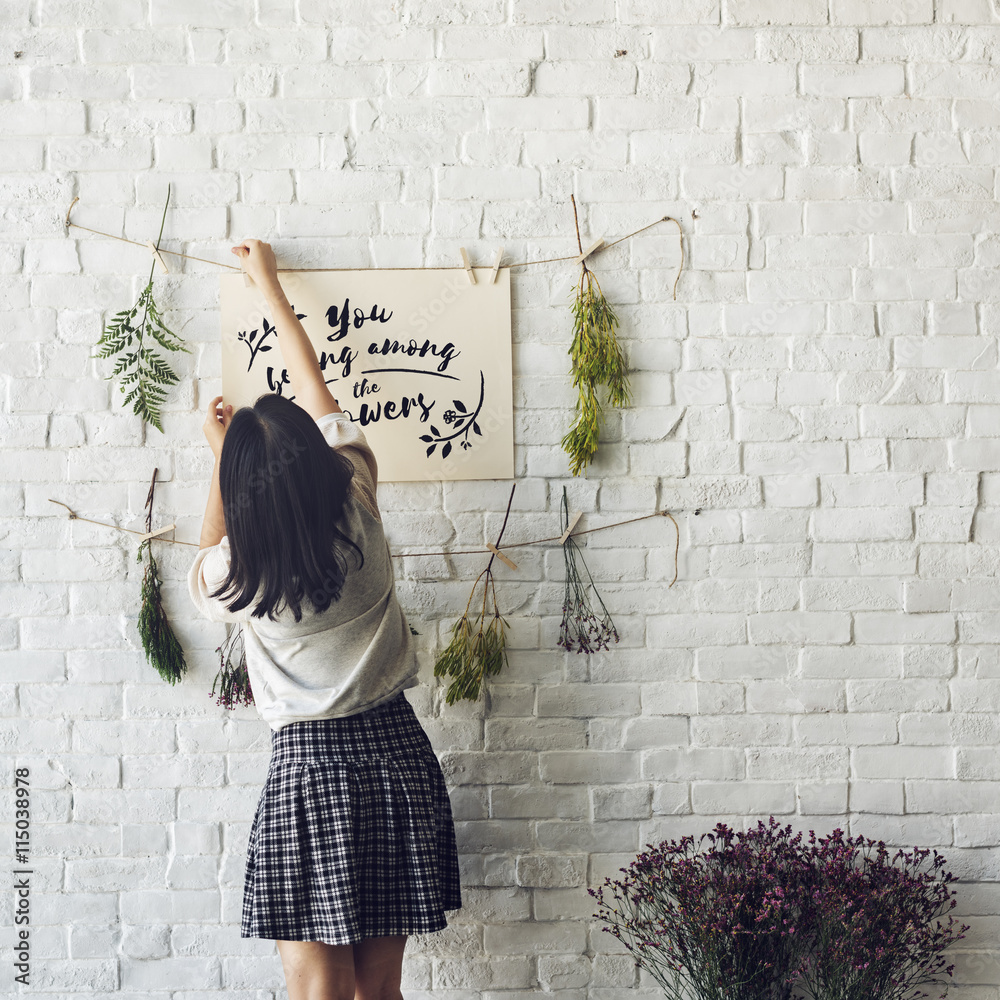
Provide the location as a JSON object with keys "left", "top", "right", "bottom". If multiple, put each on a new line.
{"left": 5, "top": 1, "right": 1000, "bottom": 996}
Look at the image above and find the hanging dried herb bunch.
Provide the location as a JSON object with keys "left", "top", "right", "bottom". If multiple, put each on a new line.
{"left": 211, "top": 623, "right": 254, "bottom": 710}
{"left": 434, "top": 485, "right": 516, "bottom": 704}
{"left": 137, "top": 540, "right": 187, "bottom": 683}
{"left": 558, "top": 487, "right": 619, "bottom": 653}
{"left": 136, "top": 470, "right": 186, "bottom": 684}
{"left": 93, "top": 184, "right": 189, "bottom": 432}
{"left": 561, "top": 195, "right": 632, "bottom": 477}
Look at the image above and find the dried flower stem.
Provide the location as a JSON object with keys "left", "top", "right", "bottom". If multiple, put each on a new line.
{"left": 558, "top": 487, "right": 619, "bottom": 653}
{"left": 562, "top": 195, "right": 631, "bottom": 477}
{"left": 433, "top": 484, "right": 516, "bottom": 704}
{"left": 136, "top": 469, "right": 186, "bottom": 685}
{"left": 211, "top": 624, "right": 254, "bottom": 710}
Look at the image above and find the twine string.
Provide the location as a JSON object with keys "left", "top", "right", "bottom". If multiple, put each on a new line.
{"left": 46, "top": 498, "right": 681, "bottom": 581}
{"left": 47, "top": 498, "right": 189, "bottom": 544}
{"left": 57, "top": 195, "right": 684, "bottom": 575}
{"left": 64, "top": 197, "right": 683, "bottom": 288}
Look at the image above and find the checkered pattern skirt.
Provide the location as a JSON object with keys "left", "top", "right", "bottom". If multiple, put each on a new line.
{"left": 240, "top": 690, "right": 462, "bottom": 945}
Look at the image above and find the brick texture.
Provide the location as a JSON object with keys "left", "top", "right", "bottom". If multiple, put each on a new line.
{"left": 5, "top": 3, "right": 1000, "bottom": 996}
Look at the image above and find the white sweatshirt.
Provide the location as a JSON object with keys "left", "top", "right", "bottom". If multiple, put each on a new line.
{"left": 187, "top": 412, "right": 418, "bottom": 730}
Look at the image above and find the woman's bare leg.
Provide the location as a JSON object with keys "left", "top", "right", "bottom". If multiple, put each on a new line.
{"left": 352, "top": 935, "right": 407, "bottom": 1000}
{"left": 275, "top": 939, "right": 356, "bottom": 1000}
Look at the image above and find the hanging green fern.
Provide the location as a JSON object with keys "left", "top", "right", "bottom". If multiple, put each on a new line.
{"left": 137, "top": 538, "right": 187, "bottom": 684}
{"left": 93, "top": 185, "right": 189, "bottom": 432}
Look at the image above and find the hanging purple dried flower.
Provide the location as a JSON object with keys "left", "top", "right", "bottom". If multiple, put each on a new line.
{"left": 557, "top": 487, "right": 620, "bottom": 654}
{"left": 211, "top": 623, "right": 254, "bottom": 710}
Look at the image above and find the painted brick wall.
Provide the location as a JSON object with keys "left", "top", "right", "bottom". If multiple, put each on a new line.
{"left": 3, "top": 0, "right": 1000, "bottom": 996}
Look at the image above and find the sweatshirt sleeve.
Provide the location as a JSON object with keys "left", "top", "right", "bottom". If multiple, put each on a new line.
{"left": 315, "top": 411, "right": 381, "bottom": 521}
{"left": 187, "top": 536, "right": 248, "bottom": 623}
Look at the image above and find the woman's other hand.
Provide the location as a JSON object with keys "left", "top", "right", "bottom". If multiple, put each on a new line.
{"left": 203, "top": 394, "right": 233, "bottom": 462}
{"left": 231, "top": 239, "right": 281, "bottom": 296}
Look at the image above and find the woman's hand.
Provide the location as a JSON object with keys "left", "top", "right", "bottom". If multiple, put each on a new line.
{"left": 231, "top": 239, "right": 282, "bottom": 297}
{"left": 203, "top": 394, "right": 233, "bottom": 462}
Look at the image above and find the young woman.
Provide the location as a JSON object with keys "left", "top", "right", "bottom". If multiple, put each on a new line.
{"left": 188, "top": 239, "right": 462, "bottom": 1000}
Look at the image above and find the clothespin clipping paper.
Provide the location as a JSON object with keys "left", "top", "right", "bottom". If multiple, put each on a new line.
{"left": 459, "top": 247, "right": 477, "bottom": 285}
{"left": 489, "top": 245, "right": 504, "bottom": 284}
{"left": 145, "top": 239, "right": 170, "bottom": 274}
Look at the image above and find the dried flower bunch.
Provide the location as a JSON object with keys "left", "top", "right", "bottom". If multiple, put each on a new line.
{"left": 93, "top": 185, "right": 189, "bottom": 431}
{"left": 433, "top": 484, "right": 515, "bottom": 704}
{"left": 557, "top": 487, "right": 619, "bottom": 653}
{"left": 589, "top": 816, "right": 968, "bottom": 1000}
{"left": 800, "top": 829, "right": 967, "bottom": 1000}
{"left": 137, "top": 539, "right": 186, "bottom": 685}
{"left": 561, "top": 195, "right": 631, "bottom": 477}
{"left": 136, "top": 472, "right": 186, "bottom": 685}
{"left": 433, "top": 585, "right": 508, "bottom": 706}
{"left": 211, "top": 623, "right": 254, "bottom": 710}
{"left": 591, "top": 818, "right": 811, "bottom": 1000}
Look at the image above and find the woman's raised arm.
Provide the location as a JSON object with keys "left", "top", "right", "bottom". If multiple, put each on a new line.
{"left": 231, "top": 239, "right": 342, "bottom": 421}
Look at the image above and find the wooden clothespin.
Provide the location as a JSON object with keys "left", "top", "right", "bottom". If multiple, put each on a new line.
{"left": 459, "top": 247, "right": 477, "bottom": 285}
{"left": 145, "top": 239, "right": 170, "bottom": 274}
{"left": 573, "top": 238, "right": 605, "bottom": 265}
{"left": 559, "top": 510, "right": 583, "bottom": 545}
{"left": 137, "top": 522, "right": 176, "bottom": 542}
{"left": 486, "top": 542, "right": 517, "bottom": 571}
{"left": 489, "top": 245, "right": 504, "bottom": 284}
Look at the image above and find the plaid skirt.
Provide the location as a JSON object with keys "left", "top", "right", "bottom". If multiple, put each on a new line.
{"left": 240, "top": 690, "right": 462, "bottom": 945}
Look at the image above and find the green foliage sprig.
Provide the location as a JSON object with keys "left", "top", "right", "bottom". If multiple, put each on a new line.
{"left": 433, "top": 484, "right": 516, "bottom": 704}
{"left": 561, "top": 196, "right": 631, "bottom": 476}
{"left": 434, "top": 583, "right": 509, "bottom": 706}
{"left": 93, "top": 185, "right": 189, "bottom": 432}
{"left": 136, "top": 469, "right": 186, "bottom": 684}
{"left": 137, "top": 539, "right": 186, "bottom": 684}
{"left": 561, "top": 268, "right": 630, "bottom": 476}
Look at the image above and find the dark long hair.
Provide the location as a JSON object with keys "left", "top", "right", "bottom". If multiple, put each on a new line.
{"left": 209, "top": 393, "right": 363, "bottom": 622}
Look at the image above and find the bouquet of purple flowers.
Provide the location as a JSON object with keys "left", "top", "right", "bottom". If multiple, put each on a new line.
{"left": 589, "top": 817, "right": 968, "bottom": 1000}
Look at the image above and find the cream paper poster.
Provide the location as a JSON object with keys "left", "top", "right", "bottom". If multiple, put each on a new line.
{"left": 220, "top": 267, "right": 513, "bottom": 482}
